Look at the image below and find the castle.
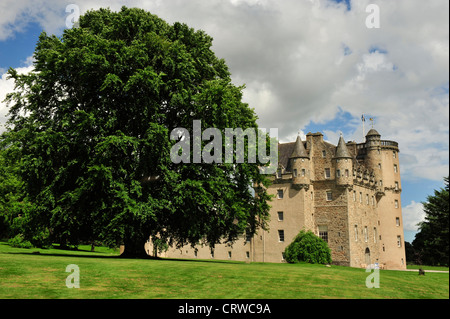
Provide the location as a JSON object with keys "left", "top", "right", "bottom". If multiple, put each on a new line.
{"left": 146, "top": 128, "right": 407, "bottom": 270}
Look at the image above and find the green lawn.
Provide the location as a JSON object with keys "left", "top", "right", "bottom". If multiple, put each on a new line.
{"left": 0, "top": 242, "right": 448, "bottom": 299}
{"left": 407, "top": 264, "right": 449, "bottom": 272}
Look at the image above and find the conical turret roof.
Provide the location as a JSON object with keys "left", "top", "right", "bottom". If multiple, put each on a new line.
{"left": 290, "top": 135, "right": 309, "bottom": 158}
{"left": 335, "top": 135, "right": 352, "bottom": 158}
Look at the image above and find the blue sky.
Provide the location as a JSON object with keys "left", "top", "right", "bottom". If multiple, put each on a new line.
{"left": 0, "top": 22, "right": 42, "bottom": 72}
{"left": 0, "top": 0, "right": 448, "bottom": 244}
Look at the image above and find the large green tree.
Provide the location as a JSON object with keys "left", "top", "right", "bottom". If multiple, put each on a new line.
{"left": 413, "top": 176, "right": 449, "bottom": 266}
{"left": 1, "top": 7, "right": 271, "bottom": 256}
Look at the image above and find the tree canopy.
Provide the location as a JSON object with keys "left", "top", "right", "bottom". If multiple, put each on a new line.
{"left": 1, "top": 7, "right": 271, "bottom": 256}
{"left": 412, "top": 176, "right": 449, "bottom": 266}
{"left": 284, "top": 230, "right": 332, "bottom": 264}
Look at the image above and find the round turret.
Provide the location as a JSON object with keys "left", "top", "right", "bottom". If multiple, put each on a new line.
{"left": 364, "top": 128, "right": 382, "bottom": 187}
{"left": 365, "top": 128, "right": 381, "bottom": 149}
{"left": 334, "top": 135, "right": 353, "bottom": 186}
{"left": 290, "top": 135, "right": 310, "bottom": 186}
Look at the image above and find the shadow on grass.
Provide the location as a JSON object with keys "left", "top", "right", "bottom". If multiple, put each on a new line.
{"left": 1, "top": 242, "right": 276, "bottom": 265}
{"left": 6, "top": 251, "right": 252, "bottom": 265}
{"left": 3, "top": 248, "right": 250, "bottom": 265}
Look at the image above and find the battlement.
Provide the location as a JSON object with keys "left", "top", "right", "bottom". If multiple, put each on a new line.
{"left": 355, "top": 139, "right": 399, "bottom": 156}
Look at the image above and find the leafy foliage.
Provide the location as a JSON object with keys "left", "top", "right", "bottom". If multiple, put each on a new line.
{"left": 1, "top": 7, "right": 271, "bottom": 256}
{"left": 412, "top": 176, "right": 449, "bottom": 266}
{"left": 284, "top": 230, "right": 332, "bottom": 264}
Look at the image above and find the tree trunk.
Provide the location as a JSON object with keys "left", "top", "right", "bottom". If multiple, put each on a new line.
{"left": 120, "top": 238, "right": 149, "bottom": 258}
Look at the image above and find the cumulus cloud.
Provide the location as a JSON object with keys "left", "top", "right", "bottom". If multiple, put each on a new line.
{"left": 402, "top": 200, "right": 425, "bottom": 232}
{"left": 0, "top": 59, "right": 34, "bottom": 133}
{"left": 0, "top": 0, "right": 448, "bottom": 181}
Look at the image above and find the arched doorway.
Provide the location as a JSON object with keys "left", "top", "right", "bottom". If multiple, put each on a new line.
{"left": 365, "top": 248, "right": 371, "bottom": 265}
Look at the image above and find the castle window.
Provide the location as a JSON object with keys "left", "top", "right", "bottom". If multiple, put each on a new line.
{"left": 326, "top": 191, "right": 333, "bottom": 201}
{"left": 353, "top": 191, "right": 356, "bottom": 201}
{"left": 359, "top": 192, "right": 363, "bottom": 203}
{"left": 278, "top": 211, "right": 284, "bottom": 221}
{"left": 372, "top": 196, "right": 375, "bottom": 206}
{"left": 282, "top": 252, "right": 286, "bottom": 261}
{"left": 374, "top": 227, "right": 377, "bottom": 243}
{"left": 322, "top": 150, "right": 326, "bottom": 158}
{"left": 394, "top": 200, "right": 399, "bottom": 208}
{"left": 364, "top": 226, "right": 368, "bottom": 242}
{"left": 246, "top": 251, "right": 250, "bottom": 259}
{"left": 366, "top": 194, "right": 369, "bottom": 205}
{"left": 395, "top": 182, "right": 399, "bottom": 190}
{"left": 378, "top": 163, "right": 381, "bottom": 169}
{"left": 276, "top": 168, "right": 282, "bottom": 178}
{"left": 393, "top": 151, "right": 396, "bottom": 158}
{"left": 324, "top": 168, "right": 331, "bottom": 179}
{"left": 277, "top": 189, "right": 284, "bottom": 199}
{"left": 396, "top": 217, "right": 400, "bottom": 226}
{"left": 345, "top": 169, "right": 349, "bottom": 177}
{"left": 293, "top": 169, "right": 297, "bottom": 177}
{"left": 354, "top": 225, "right": 358, "bottom": 241}
{"left": 397, "top": 236, "right": 402, "bottom": 247}
{"left": 228, "top": 251, "right": 232, "bottom": 259}
{"left": 318, "top": 225, "right": 328, "bottom": 242}
{"left": 246, "top": 233, "right": 252, "bottom": 242}
{"left": 336, "top": 169, "right": 341, "bottom": 178}
{"left": 301, "top": 168, "right": 306, "bottom": 176}
{"left": 278, "top": 230, "right": 285, "bottom": 242}
{"left": 394, "top": 164, "right": 398, "bottom": 173}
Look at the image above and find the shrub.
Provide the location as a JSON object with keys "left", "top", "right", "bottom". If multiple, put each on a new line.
{"left": 284, "top": 230, "right": 332, "bottom": 264}
{"left": 8, "top": 234, "right": 33, "bottom": 249}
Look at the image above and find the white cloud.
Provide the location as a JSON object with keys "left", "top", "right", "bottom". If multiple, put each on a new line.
{"left": 402, "top": 200, "right": 425, "bottom": 231}
{"left": 0, "top": 0, "right": 448, "bottom": 182}
{"left": 0, "top": 59, "right": 34, "bottom": 133}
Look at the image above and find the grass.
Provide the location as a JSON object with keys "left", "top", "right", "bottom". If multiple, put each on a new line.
{"left": 407, "top": 264, "right": 449, "bottom": 272}
{"left": 0, "top": 242, "right": 448, "bottom": 299}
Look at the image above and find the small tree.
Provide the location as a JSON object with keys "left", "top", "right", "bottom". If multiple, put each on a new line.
{"left": 284, "top": 230, "right": 332, "bottom": 264}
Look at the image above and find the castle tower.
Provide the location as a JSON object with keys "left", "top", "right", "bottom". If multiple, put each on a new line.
{"left": 334, "top": 135, "right": 353, "bottom": 186}
{"left": 364, "top": 128, "right": 383, "bottom": 189}
{"left": 290, "top": 135, "right": 310, "bottom": 187}
{"left": 371, "top": 130, "right": 406, "bottom": 269}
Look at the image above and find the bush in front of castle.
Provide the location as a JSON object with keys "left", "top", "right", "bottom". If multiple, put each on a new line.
{"left": 284, "top": 230, "right": 332, "bottom": 264}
